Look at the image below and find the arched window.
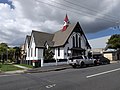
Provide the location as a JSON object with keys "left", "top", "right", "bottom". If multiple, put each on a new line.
{"left": 73, "top": 36, "right": 75, "bottom": 48}
{"left": 58, "top": 47, "right": 60, "bottom": 56}
{"left": 76, "top": 34, "right": 78, "bottom": 47}
{"left": 79, "top": 37, "right": 81, "bottom": 48}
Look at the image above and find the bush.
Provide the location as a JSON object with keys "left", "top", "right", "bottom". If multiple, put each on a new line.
{"left": 0, "top": 63, "right": 2, "bottom": 68}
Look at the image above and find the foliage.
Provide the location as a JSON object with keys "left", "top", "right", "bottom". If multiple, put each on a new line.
{"left": 44, "top": 47, "right": 54, "bottom": 60}
{"left": 0, "top": 43, "right": 8, "bottom": 54}
{"left": 107, "top": 34, "right": 120, "bottom": 50}
{"left": 0, "top": 43, "right": 21, "bottom": 63}
{"left": 8, "top": 48, "right": 16, "bottom": 62}
{"left": 13, "top": 47, "right": 21, "bottom": 64}
{"left": 0, "top": 63, "right": 2, "bottom": 68}
{"left": 0, "top": 43, "right": 8, "bottom": 63}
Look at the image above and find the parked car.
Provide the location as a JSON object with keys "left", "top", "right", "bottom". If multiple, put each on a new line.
{"left": 68, "top": 55, "right": 97, "bottom": 68}
{"left": 93, "top": 55, "right": 110, "bottom": 65}
{"left": 98, "top": 56, "right": 110, "bottom": 65}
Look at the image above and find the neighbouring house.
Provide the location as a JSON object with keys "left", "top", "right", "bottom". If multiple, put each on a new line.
{"left": 103, "top": 49, "right": 120, "bottom": 61}
{"left": 23, "top": 15, "right": 91, "bottom": 67}
{"left": 20, "top": 44, "right": 25, "bottom": 63}
{"left": 91, "top": 48, "right": 120, "bottom": 61}
{"left": 103, "top": 51, "right": 116, "bottom": 61}
{"left": 23, "top": 35, "right": 31, "bottom": 65}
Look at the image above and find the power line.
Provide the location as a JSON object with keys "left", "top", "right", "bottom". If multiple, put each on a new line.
{"left": 63, "top": 0, "right": 120, "bottom": 30}
{"left": 63, "top": 0, "right": 118, "bottom": 21}
{"left": 35, "top": 0, "right": 93, "bottom": 16}
{"left": 35, "top": 0, "right": 118, "bottom": 23}
{"left": 52, "top": 0, "right": 119, "bottom": 23}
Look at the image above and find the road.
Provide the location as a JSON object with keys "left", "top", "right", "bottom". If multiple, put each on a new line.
{"left": 0, "top": 63, "right": 120, "bottom": 90}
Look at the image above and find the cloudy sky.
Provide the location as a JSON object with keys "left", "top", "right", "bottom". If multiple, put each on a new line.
{"left": 0, "top": 0, "right": 120, "bottom": 47}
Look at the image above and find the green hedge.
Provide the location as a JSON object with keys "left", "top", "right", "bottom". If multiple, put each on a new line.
{"left": 0, "top": 63, "right": 2, "bottom": 68}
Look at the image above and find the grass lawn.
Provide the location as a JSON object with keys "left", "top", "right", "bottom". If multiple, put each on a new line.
{"left": 19, "top": 64, "right": 33, "bottom": 68}
{"left": 0, "top": 64, "right": 23, "bottom": 72}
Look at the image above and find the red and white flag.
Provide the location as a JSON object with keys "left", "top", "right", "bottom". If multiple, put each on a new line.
{"left": 62, "top": 14, "right": 70, "bottom": 31}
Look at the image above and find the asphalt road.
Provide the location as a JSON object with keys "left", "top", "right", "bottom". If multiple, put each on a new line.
{"left": 0, "top": 63, "right": 120, "bottom": 90}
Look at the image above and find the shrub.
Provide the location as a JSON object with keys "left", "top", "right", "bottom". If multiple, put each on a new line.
{"left": 0, "top": 63, "right": 2, "bottom": 68}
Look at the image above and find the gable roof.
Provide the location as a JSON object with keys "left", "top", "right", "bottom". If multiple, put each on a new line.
{"left": 53, "top": 24, "right": 76, "bottom": 47}
{"left": 32, "top": 30, "right": 54, "bottom": 48}
{"left": 30, "top": 22, "right": 91, "bottom": 49}
{"left": 27, "top": 35, "right": 31, "bottom": 46}
{"left": 53, "top": 22, "right": 91, "bottom": 49}
{"left": 25, "top": 35, "right": 31, "bottom": 47}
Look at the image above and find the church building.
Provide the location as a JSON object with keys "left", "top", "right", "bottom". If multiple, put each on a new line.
{"left": 23, "top": 15, "right": 91, "bottom": 66}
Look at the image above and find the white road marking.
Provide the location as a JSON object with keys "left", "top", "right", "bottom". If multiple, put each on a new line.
{"left": 46, "top": 84, "right": 56, "bottom": 89}
{"left": 86, "top": 68, "right": 120, "bottom": 78}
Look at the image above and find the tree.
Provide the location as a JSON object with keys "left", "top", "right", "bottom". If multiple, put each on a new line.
{"left": 13, "top": 47, "right": 21, "bottom": 64}
{"left": 0, "top": 43, "right": 22, "bottom": 63}
{"left": 0, "top": 43, "right": 8, "bottom": 63}
{"left": 8, "top": 48, "right": 16, "bottom": 62}
{"left": 44, "top": 47, "right": 54, "bottom": 60}
{"left": 106, "top": 34, "right": 120, "bottom": 50}
{"left": 106, "top": 34, "right": 120, "bottom": 60}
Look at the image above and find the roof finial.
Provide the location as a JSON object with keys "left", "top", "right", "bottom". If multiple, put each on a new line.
{"left": 62, "top": 14, "right": 70, "bottom": 32}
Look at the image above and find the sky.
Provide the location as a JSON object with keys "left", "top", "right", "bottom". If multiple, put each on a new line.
{"left": 88, "top": 36, "right": 110, "bottom": 49}
{"left": 0, "top": 0, "right": 120, "bottom": 47}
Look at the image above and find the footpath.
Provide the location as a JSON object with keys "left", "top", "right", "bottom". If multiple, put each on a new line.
{"left": 25, "top": 64, "right": 71, "bottom": 73}
{"left": 110, "top": 60, "right": 120, "bottom": 64}
{"left": 0, "top": 64, "right": 71, "bottom": 75}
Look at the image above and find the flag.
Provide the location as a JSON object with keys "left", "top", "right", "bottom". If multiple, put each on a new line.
{"left": 62, "top": 14, "right": 70, "bottom": 31}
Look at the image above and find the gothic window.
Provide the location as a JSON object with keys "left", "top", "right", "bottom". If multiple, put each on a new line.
{"left": 73, "top": 36, "right": 75, "bottom": 48}
{"left": 76, "top": 34, "right": 78, "bottom": 47}
{"left": 79, "top": 37, "right": 81, "bottom": 48}
{"left": 58, "top": 48, "right": 60, "bottom": 56}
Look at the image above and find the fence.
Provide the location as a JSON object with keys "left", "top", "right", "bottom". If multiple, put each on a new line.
{"left": 43, "top": 59, "right": 68, "bottom": 67}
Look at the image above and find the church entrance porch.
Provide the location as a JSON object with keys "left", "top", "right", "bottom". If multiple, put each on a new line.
{"left": 70, "top": 48, "right": 86, "bottom": 57}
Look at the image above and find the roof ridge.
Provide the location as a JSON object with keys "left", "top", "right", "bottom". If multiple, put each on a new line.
{"left": 32, "top": 30, "right": 53, "bottom": 35}
{"left": 54, "top": 23, "right": 76, "bottom": 34}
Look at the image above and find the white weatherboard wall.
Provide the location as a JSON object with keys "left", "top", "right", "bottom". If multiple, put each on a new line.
{"left": 81, "top": 35, "right": 87, "bottom": 49}
{"left": 54, "top": 48, "right": 57, "bottom": 60}
{"left": 25, "top": 40, "right": 29, "bottom": 60}
{"left": 60, "top": 47, "right": 64, "bottom": 59}
{"left": 29, "top": 35, "right": 35, "bottom": 60}
{"left": 38, "top": 48, "right": 44, "bottom": 60}
{"left": 64, "top": 33, "right": 73, "bottom": 59}
{"left": 26, "top": 34, "right": 40, "bottom": 61}
{"left": 54, "top": 47, "right": 64, "bottom": 60}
